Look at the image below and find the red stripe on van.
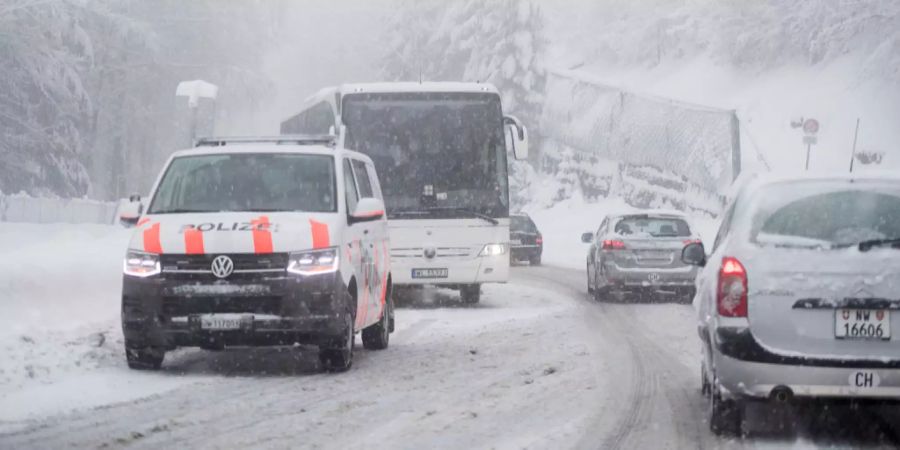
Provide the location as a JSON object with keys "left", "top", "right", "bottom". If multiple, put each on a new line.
{"left": 251, "top": 216, "right": 273, "bottom": 254}
{"left": 310, "top": 220, "right": 330, "bottom": 249}
{"left": 143, "top": 223, "right": 162, "bottom": 254}
{"left": 184, "top": 228, "right": 204, "bottom": 255}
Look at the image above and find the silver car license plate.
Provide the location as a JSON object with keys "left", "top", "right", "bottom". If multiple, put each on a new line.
{"left": 835, "top": 309, "right": 890, "bottom": 340}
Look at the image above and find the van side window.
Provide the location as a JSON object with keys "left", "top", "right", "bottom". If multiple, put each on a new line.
{"left": 365, "top": 163, "right": 383, "bottom": 201}
{"left": 343, "top": 159, "right": 359, "bottom": 213}
{"left": 351, "top": 160, "right": 374, "bottom": 198}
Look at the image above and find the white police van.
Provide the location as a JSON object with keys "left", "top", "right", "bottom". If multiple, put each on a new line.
{"left": 119, "top": 136, "right": 392, "bottom": 372}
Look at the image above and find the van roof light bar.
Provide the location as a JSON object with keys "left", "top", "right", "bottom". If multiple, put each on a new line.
{"left": 195, "top": 135, "right": 336, "bottom": 147}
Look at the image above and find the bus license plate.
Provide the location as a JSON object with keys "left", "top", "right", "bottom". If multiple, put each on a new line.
{"left": 412, "top": 268, "right": 449, "bottom": 279}
{"left": 835, "top": 309, "right": 890, "bottom": 340}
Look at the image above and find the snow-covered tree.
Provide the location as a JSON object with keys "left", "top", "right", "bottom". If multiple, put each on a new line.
{"left": 382, "top": 0, "right": 547, "bottom": 208}
{"left": 0, "top": 0, "right": 278, "bottom": 199}
{"left": 382, "top": 0, "right": 546, "bottom": 137}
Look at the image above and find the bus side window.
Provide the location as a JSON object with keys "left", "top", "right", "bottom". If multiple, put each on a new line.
{"left": 351, "top": 160, "right": 374, "bottom": 199}
{"left": 343, "top": 159, "right": 359, "bottom": 214}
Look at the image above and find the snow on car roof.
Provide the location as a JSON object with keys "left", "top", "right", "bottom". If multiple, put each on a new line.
{"left": 740, "top": 170, "right": 900, "bottom": 192}
{"left": 339, "top": 82, "right": 500, "bottom": 95}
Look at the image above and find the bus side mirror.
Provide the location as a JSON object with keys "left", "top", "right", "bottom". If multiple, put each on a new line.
{"left": 504, "top": 115, "right": 529, "bottom": 161}
{"left": 119, "top": 194, "right": 143, "bottom": 227}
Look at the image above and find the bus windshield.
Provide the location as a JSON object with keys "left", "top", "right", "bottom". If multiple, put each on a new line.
{"left": 342, "top": 92, "right": 509, "bottom": 219}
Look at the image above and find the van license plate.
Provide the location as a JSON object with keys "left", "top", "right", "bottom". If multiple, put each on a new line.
{"left": 412, "top": 268, "right": 449, "bottom": 279}
{"left": 835, "top": 309, "right": 890, "bottom": 340}
{"left": 200, "top": 315, "right": 244, "bottom": 330}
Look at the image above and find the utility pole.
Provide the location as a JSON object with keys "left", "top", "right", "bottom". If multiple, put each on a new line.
{"left": 849, "top": 118, "right": 860, "bottom": 173}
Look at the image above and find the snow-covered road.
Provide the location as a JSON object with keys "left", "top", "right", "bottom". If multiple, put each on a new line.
{"left": 2, "top": 265, "right": 899, "bottom": 449}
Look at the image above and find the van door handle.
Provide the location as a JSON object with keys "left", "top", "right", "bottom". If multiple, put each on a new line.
{"left": 363, "top": 229, "right": 369, "bottom": 235}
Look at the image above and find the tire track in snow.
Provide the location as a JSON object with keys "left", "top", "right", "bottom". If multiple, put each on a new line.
{"left": 515, "top": 265, "right": 721, "bottom": 450}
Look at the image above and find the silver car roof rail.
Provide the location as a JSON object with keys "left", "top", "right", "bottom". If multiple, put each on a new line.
{"left": 194, "top": 135, "right": 336, "bottom": 147}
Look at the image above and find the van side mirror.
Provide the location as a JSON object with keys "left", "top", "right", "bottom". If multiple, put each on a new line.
{"left": 581, "top": 232, "right": 594, "bottom": 243}
{"left": 681, "top": 242, "right": 707, "bottom": 267}
{"left": 350, "top": 197, "right": 385, "bottom": 224}
{"left": 504, "top": 115, "right": 529, "bottom": 160}
{"left": 119, "top": 194, "right": 143, "bottom": 227}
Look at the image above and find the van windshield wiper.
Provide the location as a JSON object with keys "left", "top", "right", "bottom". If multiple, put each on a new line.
{"left": 150, "top": 208, "right": 218, "bottom": 214}
{"left": 390, "top": 207, "right": 499, "bottom": 225}
{"left": 855, "top": 238, "right": 900, "bottom": 252}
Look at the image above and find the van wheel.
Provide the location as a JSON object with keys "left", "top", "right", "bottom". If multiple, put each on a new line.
{"left": 125, "top": 345, "right": 165, "bottom": 370}
{"left": 319, "top": 309, "right": 354, "bottom": 373}
{"left": 709, "top": 375, "right": 743, "bottom": 435}
{"left": 362, "top": 295, "right": 392, "bottom": 350}
{"left": 460, "top": 284, "right": 481, "bottom": 304}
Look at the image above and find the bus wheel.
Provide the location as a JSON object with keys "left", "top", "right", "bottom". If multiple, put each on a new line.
{"left": 460, "top": 284, "right": 481, "bottom": 304}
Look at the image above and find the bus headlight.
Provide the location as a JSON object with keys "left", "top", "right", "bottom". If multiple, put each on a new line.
{"left": 287, "top": 247, "right": 339, "bottom": 276}
{"left": 479, "top": 243, "right": 508, "bottom": 257}
{"left": 124, "top": 250, "right": 161, "bottom": 277}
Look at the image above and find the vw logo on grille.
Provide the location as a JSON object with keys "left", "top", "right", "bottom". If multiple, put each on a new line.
{"left": 210, "top": 255, "right": 234, "bottom": 279}
{"left": 424, "top": 247, "right": 437, "bottom": 259}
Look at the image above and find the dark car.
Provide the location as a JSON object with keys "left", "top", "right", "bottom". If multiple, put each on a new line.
{"left": 510, "top": 213, "right": 543, "bottom": 265}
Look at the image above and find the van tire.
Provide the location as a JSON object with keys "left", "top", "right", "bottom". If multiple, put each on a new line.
{"left": 125, "top": 345, "right": 164, "bottom": 370}
{"left": 362, "top": 295, "right": 392, "bottom": 350}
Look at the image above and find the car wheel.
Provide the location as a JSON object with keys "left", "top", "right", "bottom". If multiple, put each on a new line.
{"left": 460, "top": 284, "right": 481, "bottom": 304}
{"left": 587, "top": 264, "right": 595, "bottom": 294}
{"left": 529, "top": 254, "right": 541, "bottom": 266}
{"left": 709, "top": 374, "right": 743, "bottom": 436}
{"left": 362, "top": 294, "right": 392, "bottom": 350}
{"left": 125, "top": 344, "right": 165, "bottom": 371}
{"left": 701, "top": 364, "right": 711, "bottom": 397}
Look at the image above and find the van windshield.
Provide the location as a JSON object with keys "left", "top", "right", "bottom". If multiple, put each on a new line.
{"left": 148, "top": 153, "right": 336, "bottom": 214}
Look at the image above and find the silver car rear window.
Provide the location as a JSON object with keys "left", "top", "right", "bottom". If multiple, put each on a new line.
{"left": 750, "top": 180, "right": 900, "bottom": 248}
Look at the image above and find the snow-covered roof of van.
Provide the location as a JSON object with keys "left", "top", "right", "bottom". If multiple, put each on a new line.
{"left": 339, "top": 82, "right": 500, "bottom": 95}
{"left": 172, "top": 143, "right": 339, "bottom": 158}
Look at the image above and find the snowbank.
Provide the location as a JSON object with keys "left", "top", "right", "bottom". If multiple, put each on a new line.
{"left": 0, "top": 193, "right": 118, "bottom": 224}
{"left": 0, "top": 223, "right": 131, "bottom": 337}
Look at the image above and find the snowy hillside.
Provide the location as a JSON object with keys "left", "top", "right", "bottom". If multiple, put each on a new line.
{"left": 543, "top": 0, "right": 900, "bottom": 174}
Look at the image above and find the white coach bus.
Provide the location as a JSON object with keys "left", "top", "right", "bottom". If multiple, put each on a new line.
{"left": 281, "top": 83, "right": 529, "bottom": 303}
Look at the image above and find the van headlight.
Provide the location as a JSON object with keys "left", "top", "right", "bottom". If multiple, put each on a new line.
{"left": 287, "top": 247, "right": 339, "bottom": 276}
{"left": 479, "top": 243, "right": 508, "bottom": 257}
{"left": 124, "top": 250, "right": 161, "bottom": 277}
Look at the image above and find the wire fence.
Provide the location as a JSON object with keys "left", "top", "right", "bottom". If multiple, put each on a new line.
{"left": 539, "top": 69, "right": 742, "bottom": 215}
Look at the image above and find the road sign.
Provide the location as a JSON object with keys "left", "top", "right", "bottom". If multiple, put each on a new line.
{"left": 803, "top": 118, "right": 820, "bottom": 135}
